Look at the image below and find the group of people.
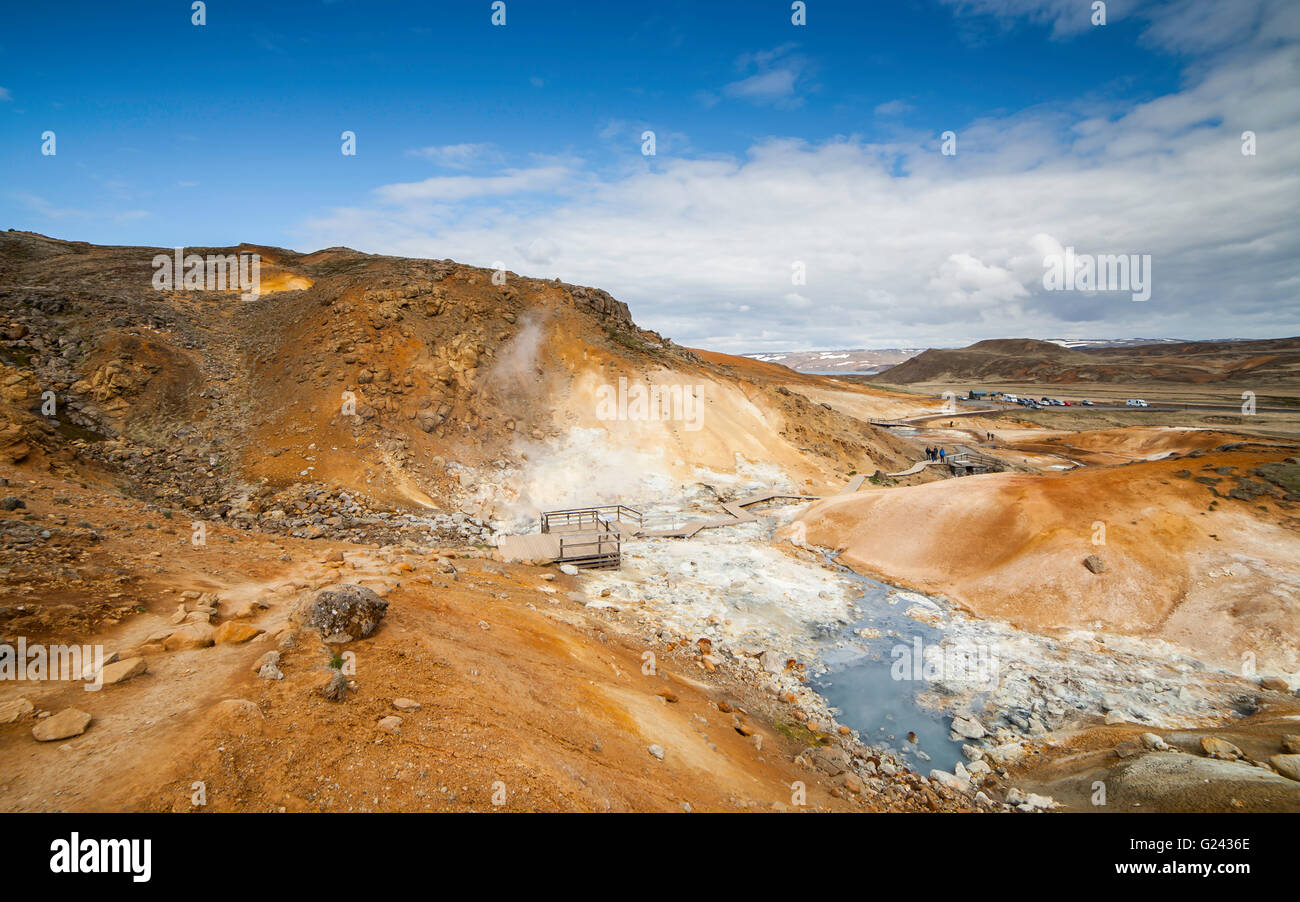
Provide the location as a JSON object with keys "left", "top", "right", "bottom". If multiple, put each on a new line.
{"left": 925, "top": 446, "right": 946, "bottom": 462}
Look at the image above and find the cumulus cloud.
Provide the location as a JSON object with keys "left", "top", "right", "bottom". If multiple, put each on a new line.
{"left": 298, "top": 2, "right": 1299, "bottom": 351}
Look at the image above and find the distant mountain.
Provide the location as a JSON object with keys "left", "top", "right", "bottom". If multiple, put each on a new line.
{"left": 867, "top": 337, "right": 1300, "bottom": 385}
{"left": 744, "top": 348, "right": 924, "bottom": 374}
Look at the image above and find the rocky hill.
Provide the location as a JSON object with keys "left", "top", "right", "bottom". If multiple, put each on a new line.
{"left": 870, "top": 336, "right": 1300, "bottom": 385}
{"left": 0, "top": 231, "right": 916, "bottom": 532}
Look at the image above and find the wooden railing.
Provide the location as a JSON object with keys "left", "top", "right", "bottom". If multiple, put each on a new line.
{"left": 556, "top": 529, "right": 621, "bottom": 566}
{"left": 541, "top": 504, "right": 642, "bottom": 534}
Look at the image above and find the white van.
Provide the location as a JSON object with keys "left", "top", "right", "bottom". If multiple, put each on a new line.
{"left": 1125, "top": 398, "right": 1149, "bottom": 407}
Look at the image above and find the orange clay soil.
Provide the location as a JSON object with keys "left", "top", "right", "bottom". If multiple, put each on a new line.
{"left": 791, "top": 449, "right": 1300, "bottom": 671}
{"left": 0, "top": 464, "right": 968, "bottom": 813}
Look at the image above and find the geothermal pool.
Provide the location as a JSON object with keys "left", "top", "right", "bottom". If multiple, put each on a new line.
{"left": 811, "top": 566, "right": 968, "bottom": 773}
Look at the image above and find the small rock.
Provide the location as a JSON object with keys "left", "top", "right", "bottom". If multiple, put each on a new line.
{"left": 1018, "top": 792, "right": 1057, "bottom": 812}
{"left": 258, "top": 663, "right": 284, "bottom": 680}
{"left": 213, "top": 621, "right": 264, "bottom": 644}
{"left": 163, "top": 622, "right": 216, "bottom": 651}
{"left": 1140, "top": 732, "right": 1170, "bottom": 751}
{"left": 811, "top": 746, "right": 850, "bottom": 775}
{"left": 1083, "top": 554, "right": 1107, "bottom": 574}
{"left": 0, "top": 697, "right": 34, "bottom": 723}
{"left": 312, "top": 668, "right": 349, "bottom": 702}
{"left": 1260, "top": 677, "right": 1290, "bottom": 692}
{"left": 32, "top": 708, "right": 92, "bottom": 742}
{"left": 1270, "top": 754, "right": 1300, "bottom": 781}
{"left": 559, "top": 564, "right": 580, "bottom": 576}
{"left": 1282, "top": 734, "right": 1300, "bottom": 754}
{"left": 252, "top": 651, "right": 281, "bottom": 673}
{"left": 99, "top": 657, "right": 147, "bottom": 685}
{"left": 393, "top": 697, "right": 422, "bottom": 712}
{"left": 648, "top": 744, "right": 665, "bottom": 760}
{"left": 1200, "top": 736, "right": 1243, "bottom": 760}
{"left": 232, "top": 600, "right": 269, "bottom": 619}
{"left": 377, "top": 715, "right": 402, "bottom": 735}
{"left": 929, "top": 769, "right": 970, "bottom": 794}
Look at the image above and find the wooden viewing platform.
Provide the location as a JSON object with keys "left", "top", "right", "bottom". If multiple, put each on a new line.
{"left": 499, "top": 504, "right": 642, "bottom": 570}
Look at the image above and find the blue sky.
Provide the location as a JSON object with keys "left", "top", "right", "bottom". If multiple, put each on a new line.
{"left": 2, "top": 0, "right": 1297, "bottom": 350}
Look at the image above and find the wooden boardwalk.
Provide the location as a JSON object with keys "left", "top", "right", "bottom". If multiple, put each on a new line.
{"left": 838, "top": 474, "right": 868, "bottom": 494}
{"left": 886, "top": 459, "right": 936, "bottom": 477}
{"left": 639, "top": 491, "right": 820, "bottom": 539}
{"left": 500, "top": 504, "right": 641, "bottom": 568}
{"left": 498, "top": 532, "right": 562, "bottom": 563}
{"left": 499, "top": 478, "right": 864, "bottom": 563}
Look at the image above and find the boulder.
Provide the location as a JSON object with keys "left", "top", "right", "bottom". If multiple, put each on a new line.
{"left": 213, "top": 621, "right": 263, "bottom": 644}
{"left": 950, "top": 715, "right": 986, "bottom": 740}
{"left": 1140, "top": 732, "right": 1170, "bottom": 751}
{"left": 99, "top": 657, "right": 147, "bottom": 685}
{"left": 1200, "top": 736, "right": 1243, "bottom": 760}
{"left": 1270, "top": 754, "right": 1300, "bottom": 782}
{"left": 810, "top": 746, "right": 850, "bottom": 775}
{"left": 32, "top": 708, "right": 92, "bottom": 741}
{"left": 1282, "top": 734, "right": 1300, "bottom": 754}
{"left": 163, "top": 622, "right": 216, "bottom": 651}
{"left": 231, "top": 600, "right": 269, "bottom": 619}
{"left": 298, "top": 584, "right": 388, "bottom": 641}
{"left": 929, "top": 769, "right": 970, "bottom": 794}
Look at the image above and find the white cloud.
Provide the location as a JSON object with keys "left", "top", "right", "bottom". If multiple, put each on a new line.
{"left": 725, "top": 69, "right": 799, "bottom": 104}
{"left": 721, "top": 44, "right": 812, "bottom": 108}
{"left": 0, "top": 87, "right": 11, "bottom": 102}
{"left": 298, "top": 2, "right": 1300, "bottom": 352}
{"left": 874, "top": 99, "right": 914, "bottom": 116}
{"left": 406, "top": 143, "right": 503, "bottom": 169}
{"left": 373, "top": 165, "right": 572, "bottom": 203}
